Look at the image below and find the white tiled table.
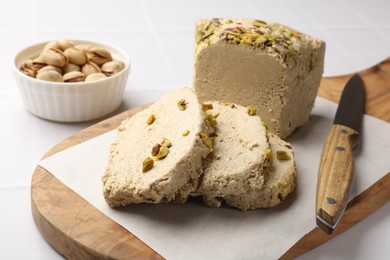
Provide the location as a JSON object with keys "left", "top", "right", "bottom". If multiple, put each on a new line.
{"left": 1, "top": 0, "right": 389, "bottom": 259}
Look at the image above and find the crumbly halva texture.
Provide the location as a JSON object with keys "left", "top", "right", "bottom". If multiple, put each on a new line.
{"left": 102, "top": 88, "right": 213, "bottom": 207}
{"left": 193, "top": 18, "right": 326, "bottom": 138}
{"left": 224, "top": 133, "right": 297, "bottom": 210}
{"left": 197, "top": 101, "right": 271, "bottom": 208}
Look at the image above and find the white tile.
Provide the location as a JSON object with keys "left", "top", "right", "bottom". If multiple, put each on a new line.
{"left": 342, "top": 0, "right": 390, "bottom": 26}
{"left": 35, "top": 0, "right": 149, "bottom": 32}
{"left": 0, "top": 0, "right": 34, "bottom": 32}
{"left": 247, "top": 0, "right": 309, "bottom": 28}
{"left": 156, "top": 31, "right": 194, "bottom": 87}
{"left": 0, "top": 33, "right": 36, "bottom": 94}
{"left": 322, "top": 28, "right": 389, "bottom": 76}
{"left": 284, "top": 0, "right": 366, "bottom": 28}
{"left": 145, "top": 0, "right": 252, "bottom": 31}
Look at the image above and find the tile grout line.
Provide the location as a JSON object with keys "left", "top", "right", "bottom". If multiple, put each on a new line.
{"left": 138, "top": 0, "right": 180, "bottom": 88}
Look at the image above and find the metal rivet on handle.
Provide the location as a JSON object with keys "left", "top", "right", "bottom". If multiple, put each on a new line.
{"left": 325, "top": 197, "right": 336, "bottom": 204}
{"left": 336, "top": 146, "right": 345, "bottom": 151}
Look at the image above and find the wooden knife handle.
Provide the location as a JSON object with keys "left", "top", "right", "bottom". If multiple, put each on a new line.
{"left": 316, "top": 124, "right": 359, "bottom": 232}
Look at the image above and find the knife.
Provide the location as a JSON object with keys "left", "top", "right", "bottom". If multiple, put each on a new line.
{"left": 316, "top": 74, "right": 366, "bottom": 234}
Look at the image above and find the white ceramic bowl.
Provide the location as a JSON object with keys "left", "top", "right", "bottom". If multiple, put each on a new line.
{"left": 13, "top": 39, "right": 130, "bottom": 122}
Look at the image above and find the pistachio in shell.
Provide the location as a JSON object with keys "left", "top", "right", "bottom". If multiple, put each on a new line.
{"left": 64, "top": 48, "right": 87, "bottom": 66}
{"left": 87, "top": 47, "right": 112, "bottom": 66}
{"left": 38, "top": 65, "right": 63, "bottom": 75}
{"left": 63, "top": 63, "right": 81, "bottom": 74}
{"left": 63, "top": 71, "right": 86, "bottom": 82}
{"left": 101, "top": 61, "right": 124, "bottom": 76}
{"left": 81, "top": 62, "right": 101, "bottom": 76}
{"left": 36, "top": 70, "right": 64, "bottom": 82}
{"left": 85, "top": 73, "right": 107, "bottom": 82}
{"left": 41, "top": 48, "right": 68, "bottom": 67}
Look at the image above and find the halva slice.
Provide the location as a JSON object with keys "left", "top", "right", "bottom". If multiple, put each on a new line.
{"left": 197, "top": 101, "right": 271, "bottom": 208}
{"left": 102, "top": 88, "right": 213, "bottom": 207}
{"left": 193, "top": 18, "right": 326, "bottom": 138}
{"left": 224, "top": 133, "right": 297, "bottom": 210}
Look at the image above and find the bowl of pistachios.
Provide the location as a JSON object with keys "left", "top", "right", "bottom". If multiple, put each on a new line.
{"left": 13, "top": 39, "right": 130, "bottom": 122}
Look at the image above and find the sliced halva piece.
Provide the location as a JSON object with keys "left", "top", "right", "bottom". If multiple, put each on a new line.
{"left": 224, "top": 133, "right": 297, "bottom": 210}
{"left": 197, "top": 101, "right": 271, "bottom": 208}
{"left": 193, "top": 18, "right": 325, "bottom": 138}
{"left": 102, "top": 88, "right": 213, "bottom": 207}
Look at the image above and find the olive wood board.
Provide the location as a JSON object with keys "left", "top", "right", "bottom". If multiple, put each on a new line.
{"left": 31, "top": 58, "right": 390, "bottom": 259}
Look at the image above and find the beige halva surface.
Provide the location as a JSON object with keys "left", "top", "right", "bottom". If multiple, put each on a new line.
{"left": 224, "top": 133, "right": 297, "bottom": 210}
{"left": 197, "top": 101, "right": 270, "bottom": 208}
{"left": 197, "top": 102, "right": 296, "bottom": 210}
{"left": 102, "top": 88, "right": 212, "bottom": 206}
{"left": 193, "top": 18, "right": 325, "bottom": 138}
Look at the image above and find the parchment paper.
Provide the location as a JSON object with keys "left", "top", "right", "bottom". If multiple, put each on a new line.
{"left": 39, "top": 97, "right": 390, "bottom": 259}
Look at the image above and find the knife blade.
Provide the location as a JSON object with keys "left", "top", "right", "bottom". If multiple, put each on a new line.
{"left": 316, "top": 74, "right": 366, "bottom": 234}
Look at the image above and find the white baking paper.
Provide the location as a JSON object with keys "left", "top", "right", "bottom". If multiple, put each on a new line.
{"left": 39, "top": 97, "right": 390, "bottom": 259}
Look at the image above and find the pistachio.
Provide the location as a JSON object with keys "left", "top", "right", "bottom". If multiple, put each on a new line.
{"left": 81, "top": 62, "right": 101, "bottom": 76}
{"left": 87, "top": 47, "right": 112, "bottom": 66}
{"left": 266, "top": 149, "right": 273, "bottom": 161}
{"left": 41, "top": 48, "right": 68, "bottom": 67}
{"left": 38, "top": 65, "right": 63, "bottom": 75}
{"left": 262, "top": 121, "right": 268, "bottom": 130}
{"left": 205, "top": 111, "right": 218, "bottom": 127}
{"left": 63, "top": 71, "right": 86, "bottom": 82}
{"left": 74, "top": 44, "right": 93, "bottom": 51}
{"left": 20, "top": 67, "right": 36, "bottom": 78}
{"left": 57, "top": 39, "right": 74, "bottom": 51}
{"left": 225, "top": 19, "right": 233, "bottom": 24}
{"left": 63, "top": 63, "right": 81, "bottom": 74}
{"left": 182, "top": 130, "right": 190, "bottom": 136}
{"left": 212, "top": 112, "right": 220, "bottom": 118}
{"left": 276, "top": 151, "right": 291, "bottom": 160}
{"left": 199, "top": 132, "right": 213, "bottom": 151}
{"left": 142, "top": 157, "right": 154, "bottom": 173}
{"left": 101, "top": 60, "right": 125, "bottom": 76}
{"left": 223, "top": 102, "right": 235, "bottom": 108}
{"left": 36, "top": 70, "right": 64, "bottom": 82}
{"left": 252, "top": 19, "right": 267, "bottom": 28}
{"left": 146, "top": 114, "right": 156, "bottom": 125}
{"left": 151, "top": 144, "right": 161, "bottom": 157}
{"left": 85, "top": 73, "right": 107, "bottom": 82}
{"left": 202, "top": 103, "right": 213, "bottom": 110}
{"left": 31, "top": 57, "right": 47, "bottom": 71}
{"left": 247, "top": 105, "right": 256, "bottom": 116}
{"left": 161, "top": 137, "right": 172, "bottom": 148}
{"left": 154, "top": 145, "right": 169, "bottom": 160}
{"left": 64, "top": 48, "right": 87, "bottom": 66}
{"left": 22, "top": 59, "right": 34, "bottom": 70}
{"left": 43, "top": 41, "right": 60, "bottom": 51}
{"left": 177, "top": 99, "right": 188, "bottom": 111}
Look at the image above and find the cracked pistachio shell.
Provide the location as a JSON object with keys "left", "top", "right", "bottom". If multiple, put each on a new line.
{"left": 22, "top": 59, "right": 34, "bottom": 70}
{"left": 31, "top": 57, "right": 47, "bottom": 71}
{"left": 36, "top": 70, "right": 64, "bottom": 82}
{"left": 43, "top": 41, "right": 60, "bottom": 51}
{"left": 101, "top": 60, "right": 124, "bottom": 76}
{"left": 38, "top": 65, "right": 63, "bottom": 75}
{"left": 41, "top": 48, "right": 68, "bottom": 67}
{"left": 85, "top": 73, "right": 107, "bottom": 82}
{"left": 63, "top": 63, "right": 81, "bottom": 74}
{"left": 81, "top": 62, "right": 101, "bottom": 76}
{"left": 63, "top": 71, "right": 86, "bottom": 82}
{"left": 57, "top": 39, "right": 74, "bottom": 51}
{"left": 87, "top": 47, "right": 112, "bottom": 66}
{"left": 64, "top": 48, "right": 87, "bottom": 66}
{"left": 20, "top": 67, "right": 36, "bottom": 78}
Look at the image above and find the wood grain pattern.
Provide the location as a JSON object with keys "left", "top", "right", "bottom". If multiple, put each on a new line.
{"left": 31, "top": 58, "right": 390, "bottom": 259}
{"left": 316, "top": 125, "right": 358, "bottom": 233}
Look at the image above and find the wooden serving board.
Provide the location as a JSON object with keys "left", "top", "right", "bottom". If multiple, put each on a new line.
{"left": 31, "top": 58, "right": 390, "bottom": 259}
